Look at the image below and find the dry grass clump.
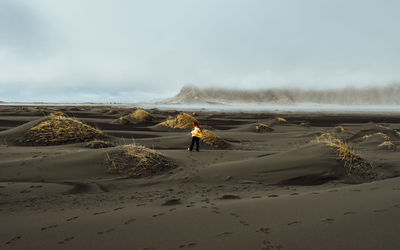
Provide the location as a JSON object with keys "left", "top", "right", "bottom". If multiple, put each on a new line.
{"left": 333, "top": 126, "right": 345, "bottom": 133}
{"left": 362, "top": 132, "right": 390, "bottom": 140}
{"left": 18, "top": 116, "right": 104, "bottom": 145}
{"left": 119, "top": 116, "right": 130, "bottom": 125}
{"left": 160, "top": 113, "right": 198, "bottom": 129}
{"left": 86, "top": 139, "right": 115, "bottom": 149}
{"left": 24, "top": 107, "right": 38, "bottom": 112}
{"left": 376, "top": 132, "right": 391, "bottom": 141}
{"left": 378, "top": 141, "right": 396, "bottom": 150}
{"left": 201, "top": 129, "right": 227, "bottom": 148}
{"left": 256, "top": 124, "right": 274, "bottom": 133}
{"left": 316, "top": 132, "right": 374, "bottom": 178}
{"left": 299, "top": 121, "right": 310, "bottom": 127}
{"left": 105, "top": 145, "right": 176, "bottom": 177}
{"left": 362, "top": 132, "right": 396, "bottom": 150}
{"left": 276, "top": 117, "right": 287, "bottom": 123}
{"left": 129, "top": 109, "right": 153, "bottom": 121}
{"left": 106, "top": 108, "right": 118, "bottom": 114}
{"left": 49, "top": 111, "right": 66, "bottom": 117}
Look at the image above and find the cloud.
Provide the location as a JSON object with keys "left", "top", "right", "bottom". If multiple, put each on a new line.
{"left": 1, "top": 0, "right": 400, "bottom": 101}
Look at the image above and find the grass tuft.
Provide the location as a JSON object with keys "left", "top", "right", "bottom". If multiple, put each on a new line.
{"left": 256, "top": 124, "right": 274, "bottom": 133}
{"left": 316, "top": 132, "right": 374, "bottom": 178}
{"left": 333, "top": 126, "right": 345, "bottom": 133}
{"left": 105, "top": 145, "right": 176, "bottom": 177}
{"left": 106, "top": 108, "right": 118, "bottom": 114}
{"left": 201, "top": 129, "right": 227, "bottom": 148}
{"left": 160, "top": 113, "right": 198, "bottom": 129}
{"left": 276, "top": 117, "right": 287, "bottom": 123}
{"left": 129, "top": 109, "right": 153, "bottom": 121}
{"left": 18, "top": 116, "right": 104, "bottom": 145}
{"left": 378, "top": 141, "right": 396, "bottom": 150}
{"left": 49, "top": 111, "right": 66, "bottom": 117}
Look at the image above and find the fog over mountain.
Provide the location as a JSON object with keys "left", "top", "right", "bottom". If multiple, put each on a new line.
{"left": 162, "top": 85, "right": 400, "bottom": 105}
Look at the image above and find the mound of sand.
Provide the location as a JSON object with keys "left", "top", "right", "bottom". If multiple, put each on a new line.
{"left": 106, "top": 108, "right": 118, "bottom": 114}
{"left": 265, "top": 117, "right": 288, "bottom": 127}
{"left": 105, "top": 145, "right": 176, "bottom": 177}
{"left": 159, "top": 113, "right": 198, "bottom": 129}
{"left": 350, "top": 126, "right": 400, "bottom": 142}
{"left": 316, "top": 132, "right": 375, "bottom": 180}
{"left": 378, "top": 141, "right": 396, "bottom": 150}
{"left": 255, "top": 124, "right": 274, "bottom": 133}
{"left": 130, "top": 109, "right": 153, "bottom": 121}
{"left": 18, "top": 116, "right": 104, "bottom": 145}
{"left": 201, "top": 129, "right": 228, "bottom": 148}
{"left": 118, "top": 109, "right": 154, "bottom": 124}
{"left": 333, "top": 126, "right": 345, "bottom": 133}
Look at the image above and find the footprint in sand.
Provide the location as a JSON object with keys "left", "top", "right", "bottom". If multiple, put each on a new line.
{"left": 58, "top": 236, "right": 74, "bottom": 244}
{"left": 229, "top": 212, "right": 240, "bottom": 218}
{"left": 262, "top": 239, "right": 274, "bottom": 250}
{"left": 321, "top": 218, "right": 335, "bottom": 223}
{"left": 328, "top": 189, "right": 338, "bottom": 192}
{"left": 66, "top": 216, "right": 79, "bottom": 222}
{"left": 219, "top": 194, "right": 241, "bottom": 200}
{"left": 392, "top": 187, "right": 400, "bottom": 191}
{"left": 152, "top": 213, "right": 164, "bottom": 218}
{"left": 393, "top": 204, "right": 400, "bottom": 208}
{"left": 216, "top": 232, "right": 233, "bottom": 238}
{"left": 290, "top": 193, "right": 299, "bottom": 196}
{"left": 344, "top": 211, "right": 356, "bottom": 215}
{"left": 239, "top": 220, "right": 249, "bottom": 226}
{"left": 373, "top": 209, "right": 387, "bottom": 213}
{"left": 41, "top": 224, "right": 58, "bottom": 231}
{"left": 93, "top": 211, "right": 106, "bottom": 215}
{"left": 178, "top": 242, "right": 197, "bottom": 248}
{"left": 124, "top": 218, "right": 136, "bottom": 225}
{"left": 5, "top": 236, "right": 21, "bottom": 245}
{"left": 97, "top": 229, "right": 115, "bottom": 235}
{"left": 162, "top": 198, "right": 181, "bottom": 206}
{"left": 268, "top": 194, "right": 279, "bottom": 198}
{"left": 256, "top": 227, "right": 270, "bottom": 235}
{"left": 287, "top": 221, "right": 301, "bottom": 226}
{"left": 113, "top": 207, "right": 124, "bottom": 211}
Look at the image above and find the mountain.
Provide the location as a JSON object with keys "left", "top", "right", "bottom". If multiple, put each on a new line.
{"left": 159, "top": 85, "right": 400, "bottom": 105}
{"left": 159, "top": 86, "right": 295, "bottom": 105}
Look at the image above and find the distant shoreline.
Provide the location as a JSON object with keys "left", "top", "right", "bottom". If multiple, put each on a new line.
{"left": 0, "top": 102, "right": 399, "bottom": 114}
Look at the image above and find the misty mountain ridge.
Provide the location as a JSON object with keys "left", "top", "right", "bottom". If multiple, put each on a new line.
{"left": 160, "top": 85, "right": 400, "bottom": 105}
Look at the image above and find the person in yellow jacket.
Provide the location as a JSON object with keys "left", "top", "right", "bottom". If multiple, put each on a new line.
{"left": 188, "top": 121, "right": 202, "bottom": 152}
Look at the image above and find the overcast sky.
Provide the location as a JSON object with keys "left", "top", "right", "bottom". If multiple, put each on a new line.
{"left": 1, "top": 0, "right": 400, "bottom": 102}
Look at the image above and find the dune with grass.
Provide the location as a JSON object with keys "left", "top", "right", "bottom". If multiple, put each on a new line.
{"left": 159, "top": 112, "right": 198, "bottom": 129}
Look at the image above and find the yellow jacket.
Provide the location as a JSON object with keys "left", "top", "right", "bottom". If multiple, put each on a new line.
{"left": 191, "top": 127, "right": 202, "bottom": 138}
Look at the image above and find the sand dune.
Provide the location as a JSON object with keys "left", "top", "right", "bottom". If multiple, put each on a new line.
{"left": 1, "top": 105, "right": 400, "bottom": 249}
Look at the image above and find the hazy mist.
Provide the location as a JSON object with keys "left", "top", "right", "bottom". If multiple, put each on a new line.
{"left": 1, "top": 0, "right": 400, "bottom": 102}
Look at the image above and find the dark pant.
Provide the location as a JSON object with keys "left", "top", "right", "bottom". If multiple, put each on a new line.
{"left": 190, "top": 136, "right": 200, "bottom": 151}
